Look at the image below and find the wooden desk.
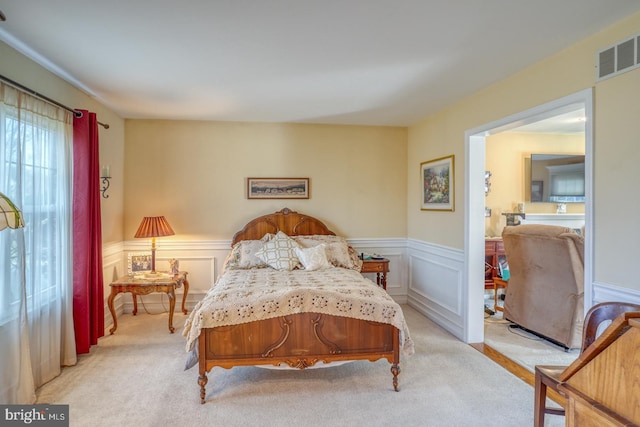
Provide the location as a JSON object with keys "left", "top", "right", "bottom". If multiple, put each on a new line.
{"left": 108, "top": 271, "right": 189, "bottom": 334}
{"left": 361, "top": 258, "right": 390, "bottom": 290}
{"left": 559, "top": 316, "right": 640, "bottom": 426}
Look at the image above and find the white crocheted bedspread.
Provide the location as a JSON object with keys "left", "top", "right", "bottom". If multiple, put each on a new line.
{"left": 182, "top": 267, "right": 413, "bottom": 355}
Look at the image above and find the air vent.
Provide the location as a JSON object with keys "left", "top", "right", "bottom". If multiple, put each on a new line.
{"left": 596, "top": 33, "right": 640, "bottom": 82}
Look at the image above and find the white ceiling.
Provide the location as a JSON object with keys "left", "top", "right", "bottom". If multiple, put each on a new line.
{"left": 1, "top": 1, "right": 639, "bottom": 127}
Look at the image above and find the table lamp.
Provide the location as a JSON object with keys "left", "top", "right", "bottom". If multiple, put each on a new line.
{"left": 0, "top": 191, "right": 25, "bottom": 231}
{"left": 134, "top": 216, "right": 175, "bottom": 274}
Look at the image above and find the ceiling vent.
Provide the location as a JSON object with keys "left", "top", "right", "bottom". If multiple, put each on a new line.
{"left": 595, "top": 32, "right": 640, "bottom": 82}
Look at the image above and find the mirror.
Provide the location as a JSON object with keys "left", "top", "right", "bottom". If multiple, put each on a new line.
{"left": 530, "top": 154, "right": 585, "bottom": 203}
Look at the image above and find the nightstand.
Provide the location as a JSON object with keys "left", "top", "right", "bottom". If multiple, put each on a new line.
{"left": 361, "top": 258, "right": 390, "bottom": 290}
{"left": 107, "top": 271, "right": 189, "bottom": 334}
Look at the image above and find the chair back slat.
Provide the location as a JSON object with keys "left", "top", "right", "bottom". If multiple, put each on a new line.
{"left": 581, "top": 302, "right": 640, "bottom": 353}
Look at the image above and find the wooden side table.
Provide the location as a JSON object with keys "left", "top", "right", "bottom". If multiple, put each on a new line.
{"left": 361, "top": 258, "right": 390, "bottom": 290}
{"left": 108, "top": 271, "right": 189, "bottom": 334}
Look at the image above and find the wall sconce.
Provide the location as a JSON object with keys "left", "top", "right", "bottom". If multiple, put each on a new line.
{"left": 484, "top": 171, "right": 492, "bottom": 196}
{"left": 100, "top": 165, "right": 111, "bottom": 199}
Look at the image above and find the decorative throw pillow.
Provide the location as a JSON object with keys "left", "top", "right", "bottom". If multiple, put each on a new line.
{"left": 255, "top": 231, "right": 301, "bottom": 271}
{"left": 324, "top": 241, "right": 362, "bottom": 270}
{"left": 295, "top": 244, "right": 331, "bottom": 271}
{"left": 237, "top": 240, "right": 269, "bottom": 268}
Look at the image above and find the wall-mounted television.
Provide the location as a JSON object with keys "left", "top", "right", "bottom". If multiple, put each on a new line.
{"left": 530, "top": 154, "right": 585, "bottom": 203}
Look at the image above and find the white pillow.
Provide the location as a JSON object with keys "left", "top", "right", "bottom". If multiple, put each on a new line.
{"left": 295, "top": 244, "right": 331, "bottom": 271}
{"left": 255, "top": 231, "right": 301, "bottom": 271}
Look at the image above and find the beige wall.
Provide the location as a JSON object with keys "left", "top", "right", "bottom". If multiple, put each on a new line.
{"left": 485, "top": 132, "right": 585, "bottom": 237}
{"left": 408, "top": 12, "right": 640, "bottom": 291}
{"left": 0, "top": 41, "right": 125, "bottom": 244}
{"left": 124, "top": 120, "right": 407, "bottom": 240}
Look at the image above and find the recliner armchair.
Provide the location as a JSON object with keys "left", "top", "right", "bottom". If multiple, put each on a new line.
{"left": 502, "top": 224, "right": 585, "bottom": 349}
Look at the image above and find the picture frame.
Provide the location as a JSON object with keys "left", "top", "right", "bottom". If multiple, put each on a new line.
{"left": 421, "top": 155, "right": 454, "bottom": 211}
{"left": 247, "top": 178, "right": 310, "bottom": 199}
{"left": 128, "top": 252, "right": 152, "bottom": 274}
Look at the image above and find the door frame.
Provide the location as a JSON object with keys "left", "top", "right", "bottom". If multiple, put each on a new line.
{"left": 463, "top": 89, "right": 594, "bottom": 343}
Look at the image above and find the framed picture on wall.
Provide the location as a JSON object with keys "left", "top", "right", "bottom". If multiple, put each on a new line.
{"left": 247, "top": 178, "right": 310, "bottom": 199}
{"left": 421, "top": 155, "right": 454, "bottom": 211}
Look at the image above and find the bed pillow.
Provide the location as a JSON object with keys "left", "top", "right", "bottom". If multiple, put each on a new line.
{"left": 237, "top": 239, "right": 270, "bottom": 268}
{"left": 293, "top": 235, "right": 362, "bottom": 271}
{"left": 255, "top": 231, "right": 301, "bottom": 271}
{"left": 293, "top": 234, "right": 346, "bottom": 248}
{"left": 324, "top": 241, "right": 362, "bottom": 271}
{"left": 222, "top": 233, "right": 274, "bottom": 272}
{"left": 295, "top": 244, "right": 331, "bottom": 271}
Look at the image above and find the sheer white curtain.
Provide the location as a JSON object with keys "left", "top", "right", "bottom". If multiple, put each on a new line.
{"left": 0, "top": 82, "right": 76, "bottom": 404}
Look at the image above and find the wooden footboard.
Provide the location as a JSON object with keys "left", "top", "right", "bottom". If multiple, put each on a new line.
{"left": 197, "top": 313, "right": 400, "bottom": 403}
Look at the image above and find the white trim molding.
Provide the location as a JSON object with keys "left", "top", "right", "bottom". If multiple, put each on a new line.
{"left": 593, "top": 281, "right": 640, "bottom": 305}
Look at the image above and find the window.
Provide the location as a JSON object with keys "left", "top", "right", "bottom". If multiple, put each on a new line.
{"left": 547, "top": 163, "right": 585, "bottom": 203}
{"left": 1, "top": 99, "right": 72, "bottom": 321}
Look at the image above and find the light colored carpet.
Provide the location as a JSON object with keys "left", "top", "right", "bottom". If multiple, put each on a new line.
{"left": 36, "top": 305, "right": 564, "bottom": 426}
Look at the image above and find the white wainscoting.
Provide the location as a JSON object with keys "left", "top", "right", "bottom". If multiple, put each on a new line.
{"left": 593, "top": 281, "right": 640, "bottom": 305}
{"left": 406, "top": 238, "right": 466, "bottom": 340}
{"left": 348, "top": 238, "right": 408, "bottom": 302}
{"left": 102, "top": 241, "right": 125, "bottom": 327}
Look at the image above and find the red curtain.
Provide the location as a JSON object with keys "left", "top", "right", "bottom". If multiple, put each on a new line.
{"left": 73, "top": 110, "right": 104, "bottom": 354}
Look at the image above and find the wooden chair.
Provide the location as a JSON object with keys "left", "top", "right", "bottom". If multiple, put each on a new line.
{"left": 534, "top": 301, "right": 640, "bottom": 427}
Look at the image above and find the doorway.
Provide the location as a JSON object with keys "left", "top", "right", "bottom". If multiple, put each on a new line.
{"left": 464, "top": 89, "right": 594, "bottom": 343}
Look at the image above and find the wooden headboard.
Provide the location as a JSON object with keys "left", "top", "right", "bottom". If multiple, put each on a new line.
{"left": 231, "top": 208, "right": 336, "bottom": 246}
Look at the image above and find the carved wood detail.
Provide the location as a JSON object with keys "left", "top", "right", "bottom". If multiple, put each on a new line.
{"left": 312, "top": 314, "right": 342, "bottom": 354}
{"left": 232, "top": 208, "right": 335, "bottom": 245}
{"left": 261, "top": 316, "right": 293, "bottom": 357}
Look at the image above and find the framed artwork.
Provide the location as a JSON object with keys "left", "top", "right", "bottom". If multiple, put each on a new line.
{"left": 247, "top": 178, "right": 310, "bottom": 199}
{"left": 421, "top": 155, "right": 454, "bottom": 211}
{"left": 128, "top": 253, "right": 152, "bottom": 274}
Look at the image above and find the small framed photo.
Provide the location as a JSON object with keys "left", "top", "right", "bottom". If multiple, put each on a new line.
{"left": 128, "top": 253, "right": 152, "bottom": 274}
{"left": 247, "top": 178, "right": 310, "bottom": 199}
{"left": 421, "top": 155, "right": 454, "bottom": 211}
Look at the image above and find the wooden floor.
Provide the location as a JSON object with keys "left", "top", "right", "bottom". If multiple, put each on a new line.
{"left": 469, "top": 342, "right": 566, "bottom": 406}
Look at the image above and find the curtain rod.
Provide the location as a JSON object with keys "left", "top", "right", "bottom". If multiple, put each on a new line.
{"left": 0, "top": 73, "right": 110, "bottom": 129}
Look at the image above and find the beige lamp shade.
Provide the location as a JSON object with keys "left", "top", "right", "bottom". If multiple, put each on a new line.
{"left": 0, "top": 191, "right": 25, "bottom": 231}
{"left": 134, "top": 216, "right": 175, "bottom": 273}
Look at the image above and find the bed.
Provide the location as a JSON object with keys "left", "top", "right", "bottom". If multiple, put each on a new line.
{"left": 183, "top": 208, "right": 413, "bottom": 404}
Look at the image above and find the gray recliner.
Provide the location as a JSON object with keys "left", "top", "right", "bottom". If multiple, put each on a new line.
{"left": 502, "top": 224, "right": 584, "bottom": 349}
